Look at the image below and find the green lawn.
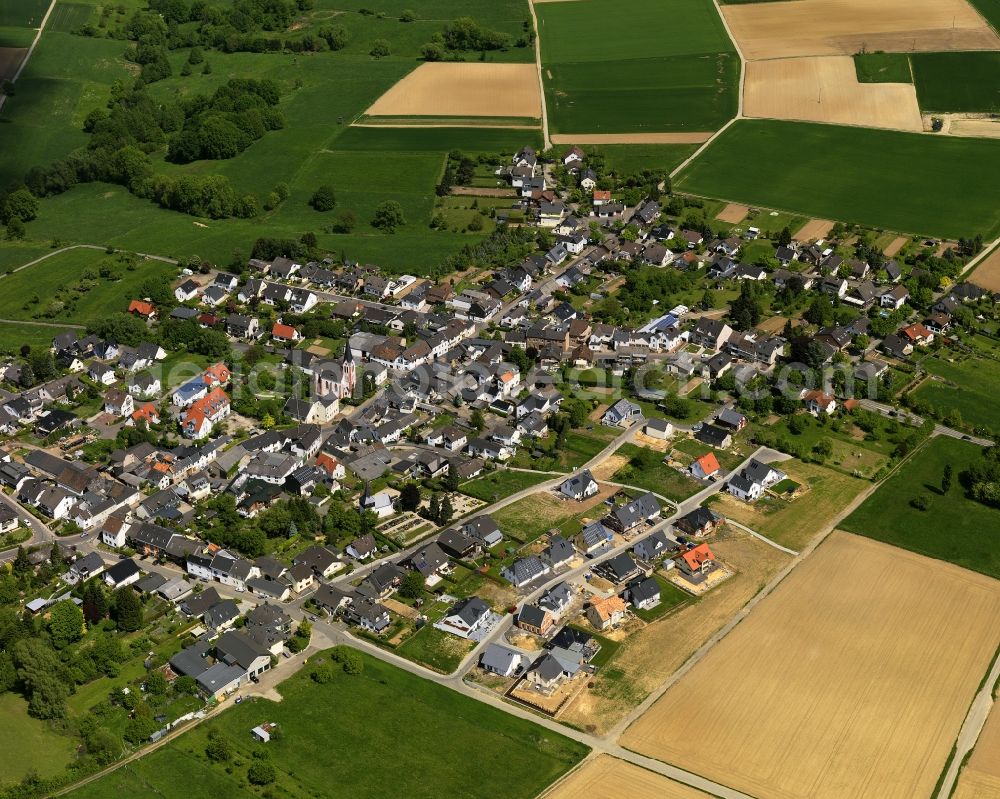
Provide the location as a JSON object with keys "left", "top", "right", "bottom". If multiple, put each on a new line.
{"left": 612, "top": 442, "right": 700, "bottom": 502}
{"left": 0, "top": 25, "right": 35, "bottom": 47}
{"left": 461, "top": 469, "right": 552, "bottom": 502}
{"left": 853, "top": 52, "right": 911, "bottom": 83}
{"left": 65, "top": 649, "right": 589, "bottom": 799}
{"left": 841, "top": 436, "right": 1000, "bottom": 579}
{"left": 0, "top": 693, "right": 76, "bottom": 784}
{"left": 395, "top": 623, "right": 476, "bottom": 673}
{"left": 911, "top": 52, "right": 1000, "bottom": 113}
{"left": 672, "top": 435, "right": 746, "bottom": 471}
{"left": 631, "top": 575, "right": 692, "bottom": 622}
{"left": 1, "top": 3, "right": 542, "bottom": 274}
{"left": 675, "top": 119, "right": 1000, "bottom": 239}
{"left": 0, "top": 322, "right": 63, "bottom": 355}
{"left": 912, "top": 353, "right": 1000, "bottom": 433}
{"left": 536, "top": 0, "right": 738, "bottom": 133}
{"left": 0, "top": 247, "right": 177, "bottom": 325}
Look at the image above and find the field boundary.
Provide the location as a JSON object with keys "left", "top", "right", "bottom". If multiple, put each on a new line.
{"left": 0, "top": 0, "right": 55, "bottom": 114}
{"left": 528, "top": 0, "right": 550, "bottom": 148}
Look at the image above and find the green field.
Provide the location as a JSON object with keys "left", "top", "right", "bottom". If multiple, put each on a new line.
{"left": 0, "top": 247, "right": 176, "bottom": 325}
{"left": 536, "top": 0, "right": 738, "bottom": 133}
{"left": 676, "top": 119, "right": 1000, "bottom": 239}
{"left": 0, "top": 0, "right": 47, "bottom": 28}
{"left": 967, "top": 0, "right": 1000, "bottom": 32}
{"left": 612, "top": 442, "right": 700, "bottom": 502}
{"left": 911, "top": 52, "right": 1000, "bottom": 113}
{"left": 461, "top": 469, "right": 552, "bottom": 502}
{"left": 0, "top": 693, "right": 76, "bottom": 784}
{"left": 842, "top": 436, "right": 1000, "bottom": 579}
{"left": 588, "top": 144, "right": 700, "bottom": 176}
{"left": 853, "top": 52, "right": 911, "bottom": 83}
{"left": 65, "top": 649, "right": 589, "bottom": 799}
{"left": 911, "top": 354, "right": 1000, "bottom": 432}
{"left": 0, "top": 1, "right": 542, "bottom": 273}
{"left": 0, "top": 25, "right": 35, "bottom": 47}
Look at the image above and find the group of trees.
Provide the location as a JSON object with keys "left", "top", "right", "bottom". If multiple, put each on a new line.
{"left": 421, "top": 16, "right": 526, "bottom": 60}
{"left": 962, "top": 447, "right": 1000, "bottom": 507}
{"left": 22, "top": 78, "right": 282, "bottom": 221}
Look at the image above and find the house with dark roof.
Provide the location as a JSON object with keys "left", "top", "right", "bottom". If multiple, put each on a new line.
{"left": 433, "top": 596, "right": 492, "bottom": 639}
{"left": 605, "top": 492, "right": 660, "bottom": 534}
{"left": 559, "top": 469, "right": 599, "bottom": 501}
{"left": 594, "top": 552, "right": 642, "bottom": 584}
{"left": 624, "top": 576, "right": 661, "bottom": 610}
{"left": 516, "top": 603, "right": 554, "bottom": 636}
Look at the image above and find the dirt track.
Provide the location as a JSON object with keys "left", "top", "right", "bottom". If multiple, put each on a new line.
{"left": 365, "top": 63, "right": 541, "bottom": 118}
{"left": 622, "top": 532, "right": 1000, "bottom": 799}
{"left": 723, "top": 0, "right": 1000, "bottom": 60}
{"left": 541, "top": 756, "right": 714, "bottom": 799}
{"left": 744, "top": 56, "right": 922, "bottom": 132}
{"left": 549, "top": 132, "right": 713, "bottom": 144}
{"left": 954, "top": 702, "right": 1000, "bottom": 799}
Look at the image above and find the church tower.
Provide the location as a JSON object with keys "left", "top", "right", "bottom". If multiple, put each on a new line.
{"left": 340, "top": 342, "right": 357, "bottom": 399}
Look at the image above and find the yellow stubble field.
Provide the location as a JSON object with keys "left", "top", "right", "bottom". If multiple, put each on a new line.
{"left": 365, "top": 62, "right": 541, "bottom": 119}
{"left": 621, "top": 532, "right": 1000, "bottom": 799}
{"left": 540, "top": 756, "right": 714, "bottom": 799}
{"left": 743, "top": 56, "right": 923, "bottom": 132}
{"left": 723, "top": 0, "right": 1000, "bottom": 61}
{"left": 954, "top": 702, "right": 1000, "bottom": 799}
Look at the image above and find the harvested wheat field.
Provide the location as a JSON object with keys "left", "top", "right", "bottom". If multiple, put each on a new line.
{"left": 949, "top": 118, "right": 1000, "bottom": 139}
{"left": 795, "top": 217, "right": 834, "bottom": 240}
{"left": 744, "top": 56, "right": 922, "bottom": 131}
{"left": 541, "top": 756, "right": 713, "bottom": 799}
{"left": 0, "top": 48, "right": 26, "bottom": 80}
{"left": 954, "top": 703, "right": 1000, "bottom": 799}
{"left": 365, "top": 63, "right": 541, "bottom": 118}
{"left": 723, "top": 0, "right": 1000, "bottom": 61}
{"left": 716, "top": 202, "right": 749, "bottom": 223}
{"left": 970, "top": 245, "right": 1000, "bottom": 292}
{"left": 559, "top": 529, "right": 792, "bottom": 735}
{"left": 549, "top": 132, "right": 712, "bottom": 144}
{"left": 884, "top": 235, "right": 909, "bottom": 256}
{"left": 622, "top": 532, "right": 1000, "bottom": 799}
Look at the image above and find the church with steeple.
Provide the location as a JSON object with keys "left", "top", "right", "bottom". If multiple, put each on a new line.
{"left": 312, "top": 344, "right": 357, "bottom": 400}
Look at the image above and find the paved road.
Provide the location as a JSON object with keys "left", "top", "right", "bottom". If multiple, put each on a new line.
{"left": 859, "top": 398, "right": 994, "bottom": 446}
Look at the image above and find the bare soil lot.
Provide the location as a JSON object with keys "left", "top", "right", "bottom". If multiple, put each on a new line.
{"left": 540, "top": 756, "right": 713, "bottom": 799}
{"left": 946, "top": 117, "right": 1000, "bottom": 139}
{"left": 795, "top": 218, "right": 834, "bottom": 240}
{"left": 970, "top": 245, "right": 1000, "bottom": 292}
{"left": 559, "top": 529, "right": 791, "bottom": 735}
{"left": 954, "top": 702, "right": 1000, "bottom": 799}
{"left": 723, "top": 0, "right": 1000, "bottom": 60}
{"left": 622, "top": 532, "right": 1000, "bottom": 799}
{"left": 884, "top": 235, "right": 909, "bottom": 256}
{"left": 715, "top": 202, "right": 749, "bottom": 223}
{"left": 549, "top": 133, "right": 712, "bottom": 144}
{"left": 0, "top": 47, "right": 26, "bottom": 80}
{"left": 744, "top": 56, "right": 922, "bottom": 132}
{"left": 365, "top": 63, "right": 542, "bottom": 119}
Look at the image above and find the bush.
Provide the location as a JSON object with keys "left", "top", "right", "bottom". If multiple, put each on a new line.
{"left": 247, "top": 761, "right": 276, "bottom": 785}
{"left": 309, "top": 185, "right": 336, "bottom": 212}
{"left": 370, "top": 38, "right": 391, "bottom": 58}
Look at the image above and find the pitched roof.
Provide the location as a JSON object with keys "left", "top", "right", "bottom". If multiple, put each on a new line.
{"left": 693, "top": 452, "right": 720, "bottom": 475}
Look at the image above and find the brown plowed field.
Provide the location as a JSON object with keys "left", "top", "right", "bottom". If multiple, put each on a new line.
{"left": 744, "top": 56, "right": 922, "bottom": 131}
{"left": 540, "top": 756, "right": 713, "bottom": 799}
{"left": 970, "top": 245, "right": 1000, "bottom": 292}
{"left": 0, "top": 48, "right": 26, "bottom": 81}
{"left": 723, "top": 0, "right": 1000, "bottom": 60}
{"left": 622, "top": 532, "right": 1000, "bottom": 799}
{"left": 365, "top": 63, "right": 541, "bottom": 118}
{"left": 954, "top": 705, "right": 1000, "bottom": 799}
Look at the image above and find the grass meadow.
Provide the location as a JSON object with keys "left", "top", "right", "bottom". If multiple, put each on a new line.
{"left": 0, "top": 0, "right": 542, "bottom": 273}
{"left": 0, "top": 0, "right": 48, "bottom": 28}
{"left": 911, "top": 353, "right": 1000, "bottom": 432}
{"left": 967, "top": 0, "right": 1000, "bottom": 31}
{"left": 0, "top": 247, "right": 177, "bottom": 324}
{"left": 841, "top": 436, "right": 1000, "bottom": 579}
{"left": 536, "top": 0, "right": 738, "bottom": 133}
{"left": 853, "top": 52, "right": 912, "bottom": 83}
{"left": 0, "top": 693, "right": 76, "bottom": 784}
{"left": 675, "top": 119, "right": 1000, "bottom": 239}
{"left": 64, "top": 649, "right": 589, "bottom": 799}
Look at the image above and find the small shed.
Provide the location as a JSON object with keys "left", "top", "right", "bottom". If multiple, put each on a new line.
{"left": 251, "top": 723, "right": 276, "bottom": 743}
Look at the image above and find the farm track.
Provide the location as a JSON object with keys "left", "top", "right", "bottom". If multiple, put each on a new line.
{"left": 0, "top": 0, "right": 55, "bottom": 114}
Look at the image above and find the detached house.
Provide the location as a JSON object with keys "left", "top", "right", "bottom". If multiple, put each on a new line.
{"left": 560, "top": 469, "right": 599, "bottom": 501}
